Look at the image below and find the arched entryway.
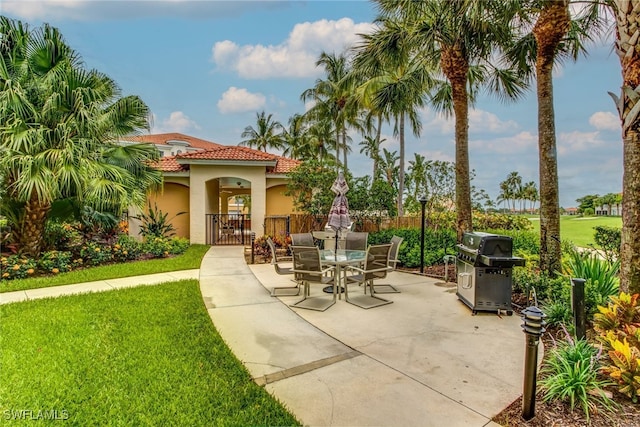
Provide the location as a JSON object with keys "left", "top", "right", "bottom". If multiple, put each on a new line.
{"left": 205, "top": 177, "right": 252, "bottom": 245}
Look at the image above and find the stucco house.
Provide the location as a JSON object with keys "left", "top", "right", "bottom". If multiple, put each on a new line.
{"left": 119, "top": 133, "right": 300, "bottom": 245}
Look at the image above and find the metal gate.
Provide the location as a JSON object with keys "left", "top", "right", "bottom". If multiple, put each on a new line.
{"left": 206, "top": 214, "right": 251, "bottom": 245}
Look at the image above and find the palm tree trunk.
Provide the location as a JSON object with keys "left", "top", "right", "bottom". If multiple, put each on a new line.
{"left": 398, "top": 113, "right": 405, "bottom": 217}
{"left": 534, "top": 2, "right": 568, "bottom": 277}
{"left": 374, "top": 113, "right": 382, "bottom": 179}
{"left": 613, "top": 0, "right": 640, "bottom": 293}
{"left": 442, "top": 46, "right": 472, "bottom": 241}
{"left": 342, "top": 128, "right": 348, "bottom": 172}
{"left": 19, "top": 195, "right": 51, "bottom": 257}
{"left": 621, "top": 130, "right": 640, "bottom": 293}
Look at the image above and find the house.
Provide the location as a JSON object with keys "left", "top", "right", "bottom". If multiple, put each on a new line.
{"left": 119, "top": 133, "right": 300, "bottom": 245}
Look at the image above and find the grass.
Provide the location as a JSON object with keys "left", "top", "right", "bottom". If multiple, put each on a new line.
{"left": 0, "top": 244, "right": 211, "bottom": 294}
{"left": 528, "top": 215, "right": 622, "bottom": 248}
{"left": 0, "top": 280, "right": 301, "bottom": 426}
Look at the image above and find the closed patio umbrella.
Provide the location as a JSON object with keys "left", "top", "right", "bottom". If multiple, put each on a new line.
{"left": 324, "top": 172, "right": 351, "bottom": 295}
{"left": 327, "top": 171, "right": 351, "bottom": 253}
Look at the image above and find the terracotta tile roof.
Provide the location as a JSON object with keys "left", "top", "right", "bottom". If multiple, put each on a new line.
{"left": 151, "top": 156, "right": 189, "bottom": 173}
{"left": 176, "top": 145, "right": 278, "bottom": 162}
{"left": 131, "top": 133, "right": 300, "bottom": 174}
{"left": 120, "top": 133, "right": 222, "bottom": 150}
{"left": 269, "top": 156, "right": 301, "bottom": 174}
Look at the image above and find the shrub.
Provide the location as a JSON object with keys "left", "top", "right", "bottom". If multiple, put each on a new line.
{"left": 168, "top": 237, "right": 190, "bottom": 255}
{"left": 369, "top": 227, "right": 456, "bottom": 268}
{"left": 541, "top": 299, "right": 573, "bottom": 328}
{"left": 600, "top": 334, "right": 640, "bottom": 402}
{"left": 143, "top": 237, "right": 173, "bottom": 258}
{"left": 37, "top": 250, "right": 73, "bottom": 274}
{"left": 539, "top": 331, "right": 615, "bottom": 420}
{"left": 43, "top": 221, "right": 82, "bottom": 252}
{"left": 80, "top": 241, "right": 113, "bottom": 266}
{"left": 112, "top": 235, "right": 142, "bottom": 262}
{"left": 593, "top": 292, "right": 640, "bottom": 402}
{"left": 474, "top": 212, "right": 533, "bottom": 231}
{"left": 512, "top": 269, "right": 568, "bottom": 303}
{"left": 593, "top": 225, "right": 621, "bottom": 264}
{"left": 0, "top": 255, "right": 37, "bottom": 280}
{"left": 564, "top": 249, "right": 620, "bottom": 317}
{"left": 133, "top": 202, "right": 185, "bottom": 239}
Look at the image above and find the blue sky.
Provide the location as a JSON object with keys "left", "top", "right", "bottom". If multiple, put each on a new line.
{"left": 2, "top": 0, "right": 623, "bottom": 208}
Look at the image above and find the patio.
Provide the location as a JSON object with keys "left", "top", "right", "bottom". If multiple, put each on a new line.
{"left": 200, "top": 246, "right": 536, "bottom": 426}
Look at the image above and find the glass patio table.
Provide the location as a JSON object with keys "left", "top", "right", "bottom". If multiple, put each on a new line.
{"left": 319, "top": 249, "right": 367, "bottom": 300}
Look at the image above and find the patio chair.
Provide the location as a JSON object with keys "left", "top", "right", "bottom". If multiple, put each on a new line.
{"left": 290, "top": 245, "right": 336, "bottom": 311}
{"left": 345, "top": 232, "right": 368, "bottom": 251}
{"left": 290, "top": 232, "right": 315, "bottom": 247}
{"left": 344, "top": 244, "right": 393, "bottom": 309}
{"left": 370, "top": 235, "right": 403, "bottom": 294}
{"left": 266, "top": 237, "right": 299, "bottom": 297}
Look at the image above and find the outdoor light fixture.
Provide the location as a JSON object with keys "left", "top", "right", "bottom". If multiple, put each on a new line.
{"left": 419, "top": 195, "right": 427, "bottom": 274}
{"left": 521, "top": 305, "right": 546, "bottom": 421}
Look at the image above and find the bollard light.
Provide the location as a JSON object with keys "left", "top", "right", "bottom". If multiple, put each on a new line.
{"left": 571, "top": 278, "right": 586, "bottom": 340}
{"left": 521, "top": 305, "right": 546, "bottom": 421}
{"left": 419, "top": 195, "right": 427, "bottom": 274}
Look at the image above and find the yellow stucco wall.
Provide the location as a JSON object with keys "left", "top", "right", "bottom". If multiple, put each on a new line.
{"left": 148, "top": 182, "right": 190, "bottom": 239}
{"left": 266, "top": 184, "right": 295, "bottom": 215}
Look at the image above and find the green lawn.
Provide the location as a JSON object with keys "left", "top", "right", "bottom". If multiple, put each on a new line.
{"left": 0, "top": 244, "right": 211, "bottom": 293}
{"left": 0, "top": 280, "right": 301, "bottom": 426}
{"left": 528, "top": 215, "right": 622, "bottom": 248}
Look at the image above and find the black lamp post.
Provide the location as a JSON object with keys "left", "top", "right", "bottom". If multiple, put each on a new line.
{"left": 419, "top": 195, "right": 427, "bottom": 274}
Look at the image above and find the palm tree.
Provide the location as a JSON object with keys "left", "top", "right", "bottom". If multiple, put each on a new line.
{"left": 522, "top": 181, "right": 539, "bottom": 213}
{"left": 351, "top": 16, "right": 435, "bottom": 216}
{"left": 281, "top": 113, "right": 309, "bottom": 160}
{"left": 359, "top": 134, "right": 385, "bottom": 179}
{"left": 608, "top": 0, "right": 640, "bottom": 293}
{"left": 505, "top": 0, "right": 606, "bottom": 275}
{"left": 239, "top": 111, "right": 285, "bottom": 152}
{"left": 0, "top": 17, "right": 161, "bottom": 257}
{"left": 301, "top": 52, "right": 354, "bottom": 172}
{"left": 378, "top": 148, "right": 400, "bottom": 192}
{"left": 375, "top": 0, "right": 527, "bottom": 240}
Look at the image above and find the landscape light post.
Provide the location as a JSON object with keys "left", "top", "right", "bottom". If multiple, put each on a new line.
{"left": 419, "top": 196, "right": 427, "bottom": 274}
{"left": 521, "top": 305, "right": 546, "bottom": 421}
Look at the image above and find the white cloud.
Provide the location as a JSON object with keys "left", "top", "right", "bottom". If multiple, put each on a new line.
{"left": 217, "top": 87, "right": 266, "bottom": 114}
{"left": 557, "top": 130, "right": 605, "bottom": 155}
{"left": 589, "top": 111, "right": 619, "bottom": 131}
{"left": 211, "top": 18, "right": 374, "bottom": 79}
{"left": 469, "top": 109, "right": 519, "bottom": 133}
{"left": 151, "top": 111, "right": 200, "bottom": 133}
{"left": 422, "top": 108, "right": 518, "bottom": 135}
{"left": 471, "top": 131, "right": 538, "bottom": 154}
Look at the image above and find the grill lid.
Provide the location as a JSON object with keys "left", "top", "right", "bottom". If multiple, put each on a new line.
{"left": 457, "top": 232, "right": 524, "bottom": 267}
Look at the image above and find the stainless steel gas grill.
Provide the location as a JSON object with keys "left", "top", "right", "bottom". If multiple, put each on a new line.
{"left": 456, "top": 232, "right": 525, "bottom": 315}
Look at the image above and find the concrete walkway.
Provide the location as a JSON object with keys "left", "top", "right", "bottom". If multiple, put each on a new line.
{"left": 0, "top": 269, "right": 199, "bottom": 304}
{"left": 200, "top": 246, "right": 530, "bottom": 427}
{"left": 1, "top": 246, "right": 532, "bottom": 426}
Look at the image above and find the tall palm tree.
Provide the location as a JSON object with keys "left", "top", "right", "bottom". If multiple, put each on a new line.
{"left": 301, "top": 52, "right": 354, "bottom": 172}
{"left": 375, "top": 0, "right": 527, "bottom": 240}
{"left": 506, "top": 0, "right": 606, "bottom": 275}
{"left": 239, "top": 111, "right": 285, "bottom": 152}
{"left": 0, "top": 17, "right": 161, "bottom": 256}
{"left": 607, "top": 0, "right": 640, "bottom": 293}
{"left": 351, "top": 16, "right": 436, "bottom": 216}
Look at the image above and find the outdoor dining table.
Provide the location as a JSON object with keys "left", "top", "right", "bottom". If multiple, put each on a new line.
{"left": 319, "top": 249, "right": 367, "bottom": 300}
